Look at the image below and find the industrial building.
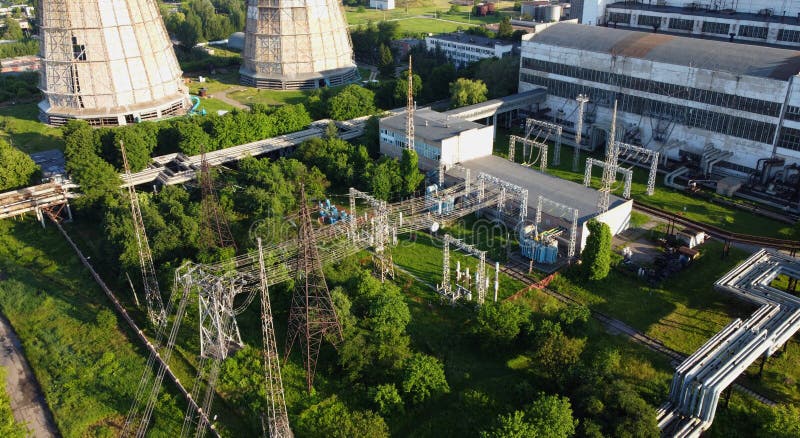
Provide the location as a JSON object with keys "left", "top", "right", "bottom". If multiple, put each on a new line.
{"left": 520, "top": 1, "right": 569, "bottom": 22}
{"left": 451, "top": 155, "right": 633, "bottom": 254}
{"left": 369, "top": 0, "right": 395, "bottom": 10}
{"left": 603, "top": 1, "right": 800, "bottom": 49}
{"left": 424, "top": 33, "right": 514, "bottom": 68}
{"left": 240, "top": 0, "right": 359, "bottom": 90}
{"left": 518, "top": 23, "right": 800, "bottom": 192}
{"left": 379, "top": 108, "right": 494, "bottom": 169}
{"left": 37, "top": 0, "right": 190, "bottom": 126}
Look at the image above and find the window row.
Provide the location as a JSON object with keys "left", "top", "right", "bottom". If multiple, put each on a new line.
{"left": 778, "top": 126, "right": 800, "bottom": 152}
{"left": 520, "top": 73, "right": 776, "bottom": 144}
{"left": 778, "top": 29, "right": 800, "bottom": 43}
{"left": 520, "top": 57, "right": 782, "bottom": 117}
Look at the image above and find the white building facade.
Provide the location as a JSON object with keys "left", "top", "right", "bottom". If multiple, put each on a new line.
{"left": 424, "top": 33, "right": 513, "bottom": 67}
{"left": 518, "top": 23, "right": 800, "bottom": 175}
{"left": 369, "top": 0, "right": 395, "bottom": 10}
{"left": 576, "top": 1, "right": 800, "bottom": 49}
{"left": 379, "top": 109, "right": 494, "bottom": 170}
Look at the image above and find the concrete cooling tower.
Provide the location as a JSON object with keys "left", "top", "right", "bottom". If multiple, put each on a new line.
{"left": 38, "top": 0, "right": 190, "bottom": 126}
{"left": 240, "top": 0, "right": 359, "bottom": 90}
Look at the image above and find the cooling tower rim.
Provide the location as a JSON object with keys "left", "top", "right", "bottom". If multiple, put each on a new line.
{"left": 238, "top": 64, "right": 358, "bottom": 82}
{"left": 38, "top": 93, "right": 190, "bottom": 126}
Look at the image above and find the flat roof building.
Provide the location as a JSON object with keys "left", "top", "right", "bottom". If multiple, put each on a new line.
{"left": 452, "top": 155, "right": 633, "bottom": 253}
{"left": 424, "top": 32, "right": 514, "bottom": 67}
{"left": 380, "top": 108, "right": 494, "bottom": 170}
{"left": 519, "top": 22, "right": 800, "bottom": 176}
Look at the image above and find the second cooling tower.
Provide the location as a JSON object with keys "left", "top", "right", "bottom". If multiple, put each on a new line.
{"left": 240, "top": 0, "right": 359, "bottom": 90}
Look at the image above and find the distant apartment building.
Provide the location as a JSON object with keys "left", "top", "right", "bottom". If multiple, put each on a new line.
{"left": 574, "top": 1, "right": 800, "bottom": 49}
{"left": 369, "top": 0, "right": 395, "bottom": 10}
{"left": 424, "top": 33, "right": 513, "bottom": 67}
{"left": 518, "top": 23, "right": 800, "bottom": 175}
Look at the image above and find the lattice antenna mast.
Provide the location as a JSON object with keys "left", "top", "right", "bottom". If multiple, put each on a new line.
{"left": 285, "top": 184, "right": 343, "bottom": 392}
{"left": 257, "top": 238, "right": 292, "bottom": 438}
{"left": 121, "top": 141, "right": 166, "bottom": 326}
{"left": 573, "top": 95, "right": 589, "bottom": 171}
{"left": 405, "top": 55, "right": 415, "bottom": 151}
{"left": 199, "top": 148, "right": 237, "bottom": 251}
{"left": 597, "top": 100, "right": 619, "bottom": 213}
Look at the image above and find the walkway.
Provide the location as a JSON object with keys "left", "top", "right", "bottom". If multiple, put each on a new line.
{"left": 208, "top": 87, "right": 248, "bottom": 110}
{"left": 0, "top": 313, "right": 59, "bottom": 437}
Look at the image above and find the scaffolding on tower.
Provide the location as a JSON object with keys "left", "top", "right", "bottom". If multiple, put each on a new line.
{"left": 597, "top": 100, "right": 619, "bottom": 213}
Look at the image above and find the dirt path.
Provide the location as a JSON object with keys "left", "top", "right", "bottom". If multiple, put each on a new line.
{"left": 0, "top": 313, "right": 60, "bottom": 437}
{"left": 209, "top": 87, "right": 249, "bottom": 110}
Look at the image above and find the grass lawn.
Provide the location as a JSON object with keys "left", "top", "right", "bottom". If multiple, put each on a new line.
{"left": 0, "top": 103, "right": 63, "bottom": 153}
{"left": 391, "top": 231, "right": 527, "bottom": 301}
{"left": 227, "top": 88, "right": 311, "bottom": 108}
{"left": 194, "top": 97, "right": 237, "bottom": 114}
{"left": 0, "top": 219, "right": 184, "bottom": 437}
{"left": 549, "top": 240, "right": 800, "bottom": 403}
{"left": 494, "top": 128, "right": 796, "bottom": 239}
{"left": 395, "top": 17, "right": 473, "bottom": 35}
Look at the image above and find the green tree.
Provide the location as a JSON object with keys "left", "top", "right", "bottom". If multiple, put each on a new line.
{"left": 449, "top": 78, "right": 488, "bottom": 108}
{"left": 402, "top": 353, "right": 450, "bottom": 404}
{"left": 2, "top": 17, "right": 23, "bottom": 41}
{"left": 534, "top": 329, "right": 585, "bottom": 380}
{"left": 378, "top": 43, "right": 395, "bottom": 78}
{"left": 399, "top": 149, "right": 424, "bottom": 196}
{"left": 371, "top": 383, "right": 403, "bottom": 416}
{"left": 295, "top": 395, "right": 389, "bottom": 438}
{"left": 497, "top": 16, "right": 514, "bottom": 39}
{"left": 582, "top": 219, "right": 612, "bottom": 280}
{"left": 370, "top": 158, "right": 402, "bottom": 201}
{"left": 481, "top": 411, "right": 535, "bottom": 438}
{"left": 474, "top": 301, "right": 531, "bottom": 347}
{"left": 328, "top": 85, "right": 376, "bottom": 120}
{"left": 393, "top": 74, "right": 423, "bottom": 107}
{"left": 0, "top": 139, "right": 37, "bottom": 190}
{"left": 762, "top": 404, "right": 800, "bottom": 438}
{"left": 526, "top": 393, "right": 578, "bottom": 438}
{"left": 177, "top": 10, "right": 202, "bottom": 48}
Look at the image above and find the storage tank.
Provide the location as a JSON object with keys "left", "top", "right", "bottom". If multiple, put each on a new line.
{"left": 543, "top": 4, "right": 561, "bottom": 22}
{"left": 476, "top": 4, "right": 488, "bottom": 16}
{"left": 487, "top": 2, "right": 496, "bottom": 14}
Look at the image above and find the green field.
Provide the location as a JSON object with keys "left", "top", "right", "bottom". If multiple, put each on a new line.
{"left": 394, "top": 17, "right": 473, "bottom": 35}
{"left": 494, "top": 129, "right": 797, "bottom": 239}
{"left": 0, "top": 103, "right": 63, "bottom": 153}
{"left": 227, "top": 88, "right": 311, "bottom": 108}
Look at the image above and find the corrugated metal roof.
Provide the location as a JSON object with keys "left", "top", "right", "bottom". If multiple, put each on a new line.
{"left": 381, "top": 109, "right": 485, "bottom": 141}
{"left": 528, "top": 23, "right": 800, "bottom": 81}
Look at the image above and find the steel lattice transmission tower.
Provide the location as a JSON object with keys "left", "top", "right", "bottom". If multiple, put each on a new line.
{"left": 597, "top": 100, "right": 619, "bottom": 213}
{"left": 199, "top": 149, "right": 237, "bottom": 251}
{"left": 38, "top": 0, "right": 189, "bottom": 125}
{"left": 240, "top": 0, "right": 358, "bottom": 89}
{"left": 285, "top": 185, "right": 343, "bottom": 392}
{"left": 120, "top": 141, "right": 165, "bottom": 326}
{"left": 405, "top": 55, "right": 415, "bottom": 151}
{"left": 257, "top": 238, "right": 292, "bottom": 438}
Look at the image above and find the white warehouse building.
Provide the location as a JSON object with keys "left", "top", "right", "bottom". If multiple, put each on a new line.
{"left": 424, "top": 33, "right": 513, "bottom": 68}
{"left": 379, "top": 109, "right": 494, "bottom": 170}
{"left": 369, "top": 0, "right": 395, "bottom": 10}
{"left": 518, "top": 23, "right": 800, "bottom": 175}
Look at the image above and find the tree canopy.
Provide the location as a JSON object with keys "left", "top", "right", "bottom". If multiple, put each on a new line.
{"left": 1, "top": 17, "right": 23, "bottom": 41}
{"left": 0, "top": 139, "right": 37, "bottom": 191}
{"left": 328, "top": 85, "right": 376, "bottom": 121}
{"left": 582, "top": 219, "right": 612, "bottom": 280}
{"left": 402, "top": 353, "right": 450, "bottom": 404}
{"left": 450, "top": 78, "right": 488, "bottom": 109}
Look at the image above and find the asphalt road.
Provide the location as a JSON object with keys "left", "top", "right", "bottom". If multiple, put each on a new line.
{"left": 0, "top": 313, "right": 59, "bottom": 437}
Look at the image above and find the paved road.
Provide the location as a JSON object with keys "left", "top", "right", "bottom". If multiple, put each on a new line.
{"left": 0, "top": 314, "right": 60, "bottom": 437}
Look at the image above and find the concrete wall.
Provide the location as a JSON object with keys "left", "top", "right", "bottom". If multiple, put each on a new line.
{"left": 584, "top": 0, "right": 800, "bottom": 24}
{"left": 579, "top": 199, "right": 633, "bottom": 254}
{"left": 440, "top": 125, "right": 494, "bottom": 166}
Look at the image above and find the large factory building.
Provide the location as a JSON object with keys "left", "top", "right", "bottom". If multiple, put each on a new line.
{"left": 519, "top": 22, "right": 800, "bottom": 178}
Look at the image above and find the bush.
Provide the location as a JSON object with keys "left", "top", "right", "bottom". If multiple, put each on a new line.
{"left": 582, "top": 219, "right": 612, "bottom": 280}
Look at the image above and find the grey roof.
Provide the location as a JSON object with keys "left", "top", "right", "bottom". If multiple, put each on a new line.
{"left": 454, "top": 155, "right": 627, "bottom": 222}
{"left": 528, "top": 23, "right": 800, "bottom": 81}
{"left": 427, "top": 32, "right": 512, "bottom": 48}
{"left": 381, "top": 108, "right": 486, "bottom": 142}
{"left": 607, "top": 2, "right": 794, "bottom": 25}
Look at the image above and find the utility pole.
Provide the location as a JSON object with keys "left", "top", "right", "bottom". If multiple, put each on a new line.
{"left": 406, "top": 55, "right": 415, "bottom": 151}
{"left": 573, "top": 94, "right": 589, "bottom": 172}
{"left": 285, "top": 185, "right": 343, "bottom": 392}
